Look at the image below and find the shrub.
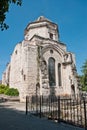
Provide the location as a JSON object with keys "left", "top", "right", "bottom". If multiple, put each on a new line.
{"left": 0, "top": 85, "right": 19, "bottom": 96}
{"left": 0, "top": 84, "right": 8, "bottom": 94}
{"left": 81, "top": 86, "right": 87, "bottom": 92}
{"left": 4, "top": 88, "right": 19, "bottom": 96}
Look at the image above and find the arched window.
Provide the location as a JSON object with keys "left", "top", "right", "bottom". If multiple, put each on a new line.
{"left": 48, "top": 57, "right": 56, "bottom": 86}
{"left": 58, "top": 63, "right": 62, "bottom": 86}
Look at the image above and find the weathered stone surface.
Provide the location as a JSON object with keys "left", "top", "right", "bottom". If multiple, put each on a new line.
{"left": 2, "top": 16, "right": 79, "bottom": 102}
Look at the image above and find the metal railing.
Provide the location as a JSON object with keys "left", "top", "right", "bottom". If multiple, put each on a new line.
{"left": 26, "top": 94, "right": 87, "bottom": 130}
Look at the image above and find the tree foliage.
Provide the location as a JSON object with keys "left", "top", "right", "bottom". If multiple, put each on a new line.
{"left": 0, "top": 0, "right": 22, "bottom": 31}
{"left": 80, "top": 59, "right": 87, "bottom": 91}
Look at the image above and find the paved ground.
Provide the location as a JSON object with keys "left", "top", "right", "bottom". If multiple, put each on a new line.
{"left": 0, "top": 100, "right": 85, "bottom": 130}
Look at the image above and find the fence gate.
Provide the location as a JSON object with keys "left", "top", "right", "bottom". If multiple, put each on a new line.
{"left": 26, "top": 95, "right": 87, "bottom": 129}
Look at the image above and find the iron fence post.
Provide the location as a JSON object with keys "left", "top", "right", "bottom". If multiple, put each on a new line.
{"left": 36, "top": 94, "right": 38, "bottom": 114}
{"left": 26, "top": 96, "right": 28, "bottom": 115}
{"left": 83, "top": 98, "right": 87, "bottom": 130}
{"left": 40, "top": 95, "right": 42, "bottom": 118}
{"left": 58, "top": 96, "right": 60, "bottom": 123}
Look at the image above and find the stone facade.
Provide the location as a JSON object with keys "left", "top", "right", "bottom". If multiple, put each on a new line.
{"left": 2, "top": 16, "right": 79, "bottom": 102}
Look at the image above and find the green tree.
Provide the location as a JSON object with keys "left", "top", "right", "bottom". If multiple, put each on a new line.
{"left": 0, "top": 0, "right": 22, "bottom": 31}
{"left": 80, "top": 59, "right": 87, "bottom": 91}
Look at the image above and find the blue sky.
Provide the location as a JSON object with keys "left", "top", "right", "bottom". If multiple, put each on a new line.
{"left": 0, "top": 0, "right": 87, "bottom": 80}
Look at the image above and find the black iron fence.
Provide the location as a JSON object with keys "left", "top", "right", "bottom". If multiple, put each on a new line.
{"left": 26, "top": 94, "right": 87, "bottom": 129}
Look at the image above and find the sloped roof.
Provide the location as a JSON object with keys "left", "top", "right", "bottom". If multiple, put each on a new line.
{"left": 25, "top": 16, "right": 57, "bottom": 32}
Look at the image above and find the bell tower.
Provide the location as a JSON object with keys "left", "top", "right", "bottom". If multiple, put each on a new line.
{"left": 24, "top": 16, "right": 59, "bottom": 41}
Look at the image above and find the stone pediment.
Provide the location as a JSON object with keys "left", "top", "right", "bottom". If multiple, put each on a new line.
{"left": 30, "top": 34, "right": 66, "bottom": 46}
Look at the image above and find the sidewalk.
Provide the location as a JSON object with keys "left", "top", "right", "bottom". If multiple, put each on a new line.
{"left": 0, "top": 101, "right": 85, "bottom": 130}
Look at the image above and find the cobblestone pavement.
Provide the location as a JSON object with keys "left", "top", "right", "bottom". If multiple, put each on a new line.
{"left": 0, "top": 101, "right": 85, "bottom": 130}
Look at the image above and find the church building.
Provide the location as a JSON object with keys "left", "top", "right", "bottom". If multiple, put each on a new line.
{"left": 2, "top": 16, "right": 79, "bottom": 101}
